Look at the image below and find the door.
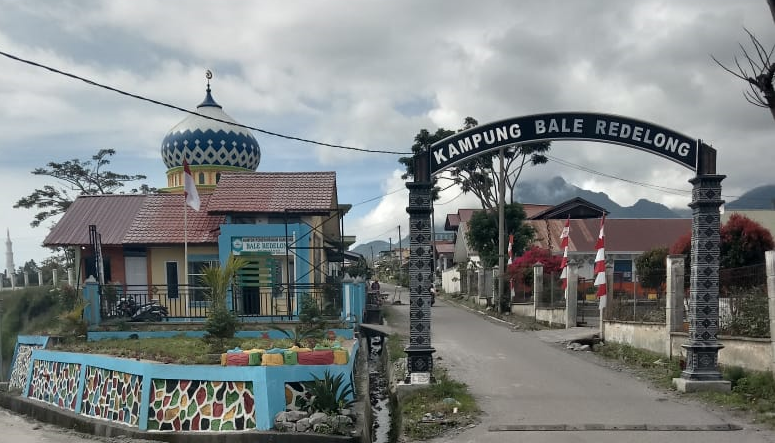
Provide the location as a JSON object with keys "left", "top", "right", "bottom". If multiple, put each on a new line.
{"left": 124, "top": 256, "right": 148, "bottom": 297}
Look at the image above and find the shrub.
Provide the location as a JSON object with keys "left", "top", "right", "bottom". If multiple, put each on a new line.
{"left": 305, "top": 370, "right": 354, "bottom": 414}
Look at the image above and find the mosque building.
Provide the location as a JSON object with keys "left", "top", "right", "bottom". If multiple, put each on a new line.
{"left": 43, "top": 75, "right": 354, "bottom": 319}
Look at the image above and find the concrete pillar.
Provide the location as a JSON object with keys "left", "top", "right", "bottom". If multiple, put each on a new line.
{"left": 404, "top": 156, "right": 435, "bottom": 384}
{"left": 674, "top": 172, "right": 729, "bottom": 393}
{"left": 666, "top": 255, "right": 685, "bottom": 358}
{"left": 533, "top": 262, "right": 543, "bottom": 317}
{"left": 767, "top": 251, "right": 775, "bottom": 374}
{"left": 23, "top": 272, "right": 29, "bottom": 287}
{"left": 566, "top": 260, "right": 578, "bottom": 329}
{"left": 37, "top": 270, "right": 43, "bottom": 286}
{"left": 52, "top": 268, "right": 58, "bottom": 286}
{"left": 68, "top": 268, "right": 74, "bottom": 286}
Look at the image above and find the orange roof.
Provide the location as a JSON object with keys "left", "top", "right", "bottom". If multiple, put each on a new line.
{"left": 208, "top": 171, "right": 337, "bottom": 214}
{"left": 43, "top": 194, "right": 146, "bottom": 246}
{"left": 123, "top": 193, "right": 225, "bottom": 245}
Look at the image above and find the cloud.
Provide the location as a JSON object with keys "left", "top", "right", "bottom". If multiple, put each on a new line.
{"left": 1, "top": 0, "right": 774, "bottom": 265}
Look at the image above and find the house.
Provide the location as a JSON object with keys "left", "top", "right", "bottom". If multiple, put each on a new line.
{"left": 43, "top": 82, "right": 353, "bottom": 319}
{"left": 441, "top": 197, "right": 691, "bottom": 293}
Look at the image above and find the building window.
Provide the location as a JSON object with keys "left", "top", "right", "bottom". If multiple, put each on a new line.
{"left": 198, "top": 172, "right": 205, "bottom": 184}
{"left": 166, "top": 262, "right": 179, "bottom": 299}
{"left": 188, "top": 259, "right": 219, "bottom": 302}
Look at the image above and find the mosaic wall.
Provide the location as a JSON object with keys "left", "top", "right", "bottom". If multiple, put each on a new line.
{"left": 81, "top": 366, "right": 143, "bottom": 426}
{"left": 285, "top": 381, "right": 311, "bottom": 411}
{"left": 9, "top": 344, "right": 42, "bottom": 391}
{"left": 148, "top": 379, "right": 256, "bottom": 431}
{"left": 27, "top": 360, "right": 81, "bottom": 411}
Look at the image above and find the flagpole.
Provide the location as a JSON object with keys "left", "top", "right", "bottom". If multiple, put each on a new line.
{"left": 184, "top": 188, "right": 190, "bottom": 318}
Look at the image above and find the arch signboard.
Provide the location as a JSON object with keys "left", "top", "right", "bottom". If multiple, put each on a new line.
{"left": 429, "top": 112, "right": 700, "bottom": 174}
{"left": 404, "top": 111, "right": 725, "bottom": 392}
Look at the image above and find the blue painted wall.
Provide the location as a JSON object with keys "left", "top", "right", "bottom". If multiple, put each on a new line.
{"left": 23, "top": 340, "right": 359, "bottom": 431}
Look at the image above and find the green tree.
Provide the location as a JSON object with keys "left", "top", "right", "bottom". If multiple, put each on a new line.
{"left": 634, "top": 247, "right": 668, "bottom": 290}
{"left": 342, "top": 256, "right": 372, "bottom": 279}
{"left": 400, "top": 118, "right": 551, "bottom": 210}
{"left": 465, "top": 204, "right": 534, "bottom": 269}
{"left": 14, "top": 148, "right": 153, "bottom": 227}
{"left": 200, "top": 254, "right": 248, "bottom": 341}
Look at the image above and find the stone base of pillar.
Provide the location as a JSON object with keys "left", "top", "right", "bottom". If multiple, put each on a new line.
{"left": 404, "top": 347, "right": 436, "bottom": 384}
{"left": 672, "top": 378, "right": 730, "bottom": 393}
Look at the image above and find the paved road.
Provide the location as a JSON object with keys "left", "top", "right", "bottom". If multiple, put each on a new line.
{"left": 0, "top": 406, "right": 155, "bottom": 443}
{"left": 381, "top": 283, "right": 775, "bottom": 443}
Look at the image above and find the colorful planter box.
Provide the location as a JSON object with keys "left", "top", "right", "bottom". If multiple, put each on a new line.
{"left": 297, "top": 350, "right": 334, "bottom": 365}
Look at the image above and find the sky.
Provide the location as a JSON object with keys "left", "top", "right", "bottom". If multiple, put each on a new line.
{"left": 1, "top": 0, "right": 775, "bottom": 268}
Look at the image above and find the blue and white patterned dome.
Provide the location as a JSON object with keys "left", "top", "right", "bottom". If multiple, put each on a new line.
{"left": 161, "top": 87, "right": 260, "bottom": 170}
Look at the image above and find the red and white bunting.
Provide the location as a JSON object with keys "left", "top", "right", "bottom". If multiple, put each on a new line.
{"left": 594, "top": 214, "right": 607, "bottom": 309}
{"left": 559, "top": 216, "right": 570, "bottom": 290}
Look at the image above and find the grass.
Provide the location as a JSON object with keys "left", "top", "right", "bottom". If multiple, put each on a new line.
{"left": 595, "top": 341, "right": 681, "bottom": 389}
{"left": 400, "top": 368, "right": 479, "bottom": 440}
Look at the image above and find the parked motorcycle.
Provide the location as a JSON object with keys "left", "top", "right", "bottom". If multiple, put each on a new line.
{"left": 117, "top": 297, "right": 169, "bottom": 322}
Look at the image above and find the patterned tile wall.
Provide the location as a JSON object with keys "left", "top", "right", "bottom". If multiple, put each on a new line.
{"left": 9, "top": 344, "right": 42, "bottom": 391}
{"left": 147, "top": 379, "right": 256, "bottom": 431}
{"left": 27, "top": 360, "right": 81, "bottom": 411}
{"left": 81, "top": 366, "right": 143, "bottom": 426}
{"left": 285, "top": 381, "right": 311, "bottom": 411}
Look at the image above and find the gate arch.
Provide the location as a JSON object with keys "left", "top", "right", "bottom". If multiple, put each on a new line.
{"left": 404, "top": 112, "right": 726, "bottom": 391}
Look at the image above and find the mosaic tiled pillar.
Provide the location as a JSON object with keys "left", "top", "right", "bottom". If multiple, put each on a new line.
{"left": 681, "top": 174, "right": 725, "bottom": 381}
{"left": 404, "top": 160, "right": 435, "bottom": 383}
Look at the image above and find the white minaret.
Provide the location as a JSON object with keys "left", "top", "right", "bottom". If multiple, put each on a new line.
{"left": 5, "top": 228, "right": 15, "bottom": 276}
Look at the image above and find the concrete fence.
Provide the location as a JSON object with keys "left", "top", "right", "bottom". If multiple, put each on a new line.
{"left": 602, "top": 251, "right": 775, "bottom": 373}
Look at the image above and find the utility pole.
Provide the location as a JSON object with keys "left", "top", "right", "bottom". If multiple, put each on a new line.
{"left": 398, "top": 225, "right": 402, "bottom": 286}
{"left": 497, "top": 147, "right": 506, "bottom": 314}
{"left": 389, "top": 237, "right": 392, "bottom": 280}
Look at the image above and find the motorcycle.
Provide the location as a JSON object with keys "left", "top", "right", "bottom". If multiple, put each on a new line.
{"left": 117, "top": 297, "right": 169, "bottom": 322}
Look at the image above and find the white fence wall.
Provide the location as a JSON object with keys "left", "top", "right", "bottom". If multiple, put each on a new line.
{"left": 442, "top": 268, "right": 461, "bottom": 294}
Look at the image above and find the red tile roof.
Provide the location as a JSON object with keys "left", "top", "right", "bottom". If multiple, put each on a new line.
{"left": 123, "top": 193, "right": 225, "bottom": 244}
{"left": 208, "top": 171, "right": 337, "bottom": 214}
{"left": 43, "top": 195, "right": 147, "bottom": 246}
{"left": 528, "top": 218, "right": 691, "bottom": 253}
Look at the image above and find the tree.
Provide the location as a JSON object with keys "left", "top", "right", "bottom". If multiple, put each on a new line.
{"left": 342, "top": 257, "right": 372, "bottom": 279}
{"left": 634, "top": 247, "right": 668, "bottom": 290}
{"left": 670, "top": 214, "right": 774, "bottom": 270}
{"left": 465, "top": 204, "right": 534, "bottom": 269}
{"left": 720, "top": 213, "right": 774, "bottom": 268}
{"left": 14, "top": 148, "right": 152, "bottom": 227}
{"left": 400, "top": 118, "right": 551, "bottom": 210}
{"left": 712, "top": 4, "right": 775, "bottom": 122}
{"left": 201, "top": 254, "right": 248, "bottom": 341}
{"left": 507, "top": 246, "right": 563, "bottom": 287}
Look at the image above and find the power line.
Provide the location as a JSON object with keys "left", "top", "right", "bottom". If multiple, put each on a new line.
{"left": 0, "top": 49, "right": 411, "bottom": 156}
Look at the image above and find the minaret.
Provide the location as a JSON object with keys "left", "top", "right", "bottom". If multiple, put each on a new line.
{"left": 5, "top": 228, "right": 14, "bottom": 276}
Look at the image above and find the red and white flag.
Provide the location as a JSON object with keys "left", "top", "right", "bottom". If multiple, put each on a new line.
{"left": 559, "top": 216, "right": 570, "bottom": 290}
{"left": 183, "top": 160, "right": 200, "bottom": 211}
{"left": 508, "top": 234, "right": 514, "bottom": 297}
{"left": 594, "top": 214, "right": 607, "bottom": 309}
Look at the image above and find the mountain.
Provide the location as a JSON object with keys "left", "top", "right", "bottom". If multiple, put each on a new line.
{"left": 725, "top": 185, "right": 775, "bottom": 210}
{"left": 516, "top": 176, "right": 685, "bottom": 218}
{"left": 350, "top": 240, "right": 390, "bottom": 260}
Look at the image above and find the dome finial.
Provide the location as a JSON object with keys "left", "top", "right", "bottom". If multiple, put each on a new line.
{"left": 205, "top": 69, "right": 213, "bottom": 92}
{"left": 198, "top": 70, "right": 221, "bottom": 108}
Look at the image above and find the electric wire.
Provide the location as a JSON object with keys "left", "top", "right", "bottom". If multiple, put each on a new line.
{"left": 0, "top": 49, "right": 411, "bottom": 155}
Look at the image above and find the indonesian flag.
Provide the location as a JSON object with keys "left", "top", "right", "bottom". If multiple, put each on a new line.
{"left": 183, "top": 160, "right": 200, "bottom": 211}
{"left": 508, "top": 234, "right": 514, "bottom": 296}
{"left": 507, "top": 234, "right": 514, "bottom": 265}
{"left": 559, "top": 216, "right": 570, "bottom": 290}
{"left": 594, "top": 214, "right": 607, "bottom": 309}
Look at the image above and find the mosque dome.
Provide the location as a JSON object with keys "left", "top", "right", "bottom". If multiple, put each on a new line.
{"left": 160, "top": 85, "right": 260, "bottom": 171}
